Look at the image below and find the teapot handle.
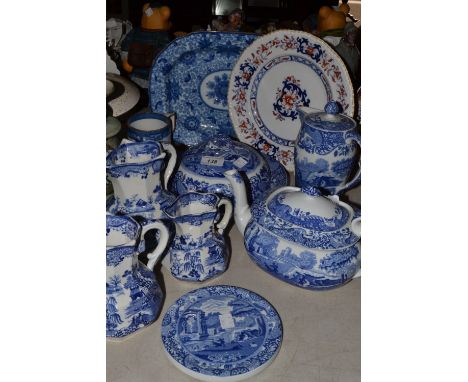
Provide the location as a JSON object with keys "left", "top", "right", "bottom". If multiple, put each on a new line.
{"left": 335, "top": 130, "right": 361, "bottom": 194}
{"left": 215, "top": 198, "right": 233, "bottom": 235}
{"left": 161, "top": 142, "right": 177, "bottom": 190}
{"left": 140, "top": 220, "right": 170, "bottom": 271}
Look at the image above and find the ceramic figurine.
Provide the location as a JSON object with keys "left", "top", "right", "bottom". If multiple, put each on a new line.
{"left": 106, "top": 139, "right": 177, "bottom": 220}
{"left": 295, "top": 101, "right": 361, "bottom": 195}
{"left": 225, "top": 169, "right": 361, "bottom": 290}
{"left": 127, "top": 112, "right": 173, "bottom": 143}
{"left": 170, "top": 135, "right": 288, "bottom": 203}
{"left": 106, "top": 213, "right": 169, "bottom": 338}
{"left": 334, "top": 22, "right": 361, "bottom": 86}
{"left": 164, "top": 192, "right": 233, "bottom": 282}
{"left": 120, "top": 2, "right": 172, "bottom": 88}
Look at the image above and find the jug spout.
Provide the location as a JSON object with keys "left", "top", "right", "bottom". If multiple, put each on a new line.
{"left": 224, "top": 169, "right": 252, "bottom": 236}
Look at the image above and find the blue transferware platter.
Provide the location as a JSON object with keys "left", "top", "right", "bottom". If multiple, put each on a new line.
{"left": 149, "top": 31, "right": 258, "bottom": 146}
{"left": 161, "top": 285, "right": 282, "bottom": 382}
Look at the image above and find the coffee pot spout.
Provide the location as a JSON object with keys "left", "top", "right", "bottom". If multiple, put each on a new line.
{"left": 297, "top": 106, "right": 308, "bottom": 123}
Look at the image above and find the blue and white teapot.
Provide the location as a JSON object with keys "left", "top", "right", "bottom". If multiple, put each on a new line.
{"left": 225, "top": 169, "right": 361, "bottom": 290}
{"left": 171, "top": 135, "right": 287, "bottom": 203}
{"left": 295, "top": 101, "right": 361, "bottom": 195}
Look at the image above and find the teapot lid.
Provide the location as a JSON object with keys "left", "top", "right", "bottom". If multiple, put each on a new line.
{"left": 303, "top": 101, "right": 356, "bottom": 132}
{"left": 181, "top": 135, "right": 264, "bottom": 178}
{"left": 266, "top": 185, "right": 351, "bottom": 232}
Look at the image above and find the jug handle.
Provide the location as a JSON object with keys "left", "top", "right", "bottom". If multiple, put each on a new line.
{"left": 215, "top": 198, "right": 233, "bottom": 235}
{"left": 140, "top": 220, "right": 170, "bottom": 271}
{"left": 161, "top": 143, "right": 177, "bottom": 190}
{"left": 335, "top": 130, "right": 361, "bottom": 194}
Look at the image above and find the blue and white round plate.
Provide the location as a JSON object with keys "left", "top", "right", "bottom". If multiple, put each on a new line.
{"left": 161, "top": 285, "right": 282, "bottom": 382}
{"left": 228, "top": 30, "right": 354, "bottom": 171}
{"left": 149, "top": 32, "right": 257, "bottom": 147}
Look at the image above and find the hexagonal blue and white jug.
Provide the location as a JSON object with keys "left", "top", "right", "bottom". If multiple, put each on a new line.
{"left": 164, "top": 192, "right": 233, "bottom": 282}
{"left": 106, "top": 213, "right": 169, "bottom": 338}
{"left": 106, "top": 139, "right": 177, "bottom": 220}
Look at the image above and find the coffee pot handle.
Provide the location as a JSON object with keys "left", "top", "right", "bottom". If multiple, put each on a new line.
{"left": 336, "top": 130, "right": 361, "bottom": 194}
{"left": 215, "top": 198, "right": 233, "bottom": 234}
{"left": 140, "top": 220, "right": 170, "bottom": 271}
{"left": 161, "top": 143, "right": 177, "bottom": 189}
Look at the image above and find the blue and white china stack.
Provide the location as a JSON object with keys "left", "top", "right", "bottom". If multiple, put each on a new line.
{"left": 294, "top": 101, "right": 361, "bottom": 195}
{"left": 164, "top": 192, "right": 233, "bottom": 282}
{"left": 106, "top": 214, "right": 169, "bottom": 338}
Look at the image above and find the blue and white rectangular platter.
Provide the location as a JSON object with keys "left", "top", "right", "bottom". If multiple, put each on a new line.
{"left": 149, "top": 31, "right": 258, "bottom": 146}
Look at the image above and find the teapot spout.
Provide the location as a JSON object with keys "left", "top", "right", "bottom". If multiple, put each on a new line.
{"left": 224, "top": 169, "right": 252, "bottom": 236}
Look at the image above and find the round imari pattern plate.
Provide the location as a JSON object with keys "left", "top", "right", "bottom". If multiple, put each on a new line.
{"left": 149, "top": 32, "right": 257, "bottom": 146}
{"left": 228, "top": 30, "right": 354, "bottom": 171}
{"left": 161, "top": 285, "right": 283, "bottom": 382}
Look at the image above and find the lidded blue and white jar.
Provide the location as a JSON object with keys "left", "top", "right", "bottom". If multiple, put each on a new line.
{"left": 295, "top": 101, "right": 361, "bottom": 194}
